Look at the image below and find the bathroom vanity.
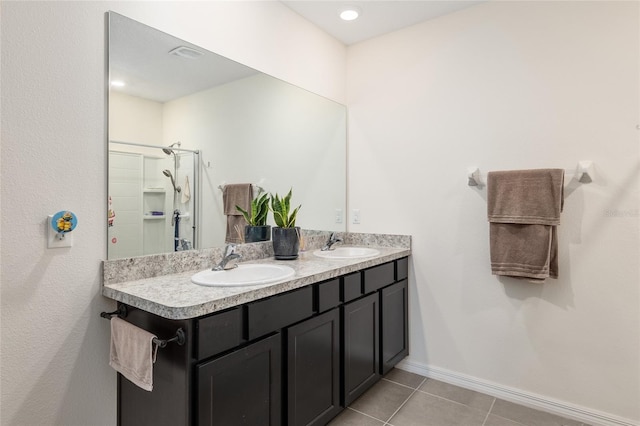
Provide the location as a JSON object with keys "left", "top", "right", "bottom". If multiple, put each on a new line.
{"left": 103, "top": 237, "right": 410, "bottom": 426}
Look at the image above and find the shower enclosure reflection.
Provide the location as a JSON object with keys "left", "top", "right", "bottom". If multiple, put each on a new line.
{"left": 108, "top": 141, "right": 199, "bottom": 259}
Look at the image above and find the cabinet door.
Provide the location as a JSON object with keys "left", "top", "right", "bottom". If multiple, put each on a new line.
{"left": 343, "top": 293, "right": 380, "bottom": 405}
{"left": 197, "top": 333, "right": 281, "bottom": 426}
{"left": 380, "top": 279, "right": 409, "bottom": 375}
{"left": 287, "top": 309, "right": 341, "bottom": 426}
{"left": 117, "top": 308, "right": 191, "bottom": 426}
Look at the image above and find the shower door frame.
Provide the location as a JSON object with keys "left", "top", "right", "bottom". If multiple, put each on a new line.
{"left": 108, "top": 140, "right": 200, "bottom": 257}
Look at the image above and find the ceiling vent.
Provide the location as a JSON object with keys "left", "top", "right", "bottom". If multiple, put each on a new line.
{"left": 169, "top": 46, "right": 204, "bottom": 59}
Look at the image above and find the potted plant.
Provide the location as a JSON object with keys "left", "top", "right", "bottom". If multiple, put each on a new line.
{"left": 270, "top": 188, "right": 301, "bottom": 260}
{"left": 236, "top": 192, "right": 271, "bottom": 243}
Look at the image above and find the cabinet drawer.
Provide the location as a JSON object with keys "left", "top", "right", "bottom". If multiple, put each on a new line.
{"left": 196, "top": 307, "right": 244, "bottom": 360}
{"left": 316, "top": 278, "right": 341, "bottom": 313}
{"left": 341, "top": 272, "right": 362, "bottom": 303}
{"left": 396, "top": 257, "right": 408, "bottom": 281}
{"left": 363, "top": 262, "right": 395, "bottom": 294}
{"left": 246, "top": 286, "right": 313, "bottom": 340}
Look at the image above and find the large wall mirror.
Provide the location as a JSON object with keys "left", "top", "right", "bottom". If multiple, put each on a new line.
{"left": 107, "top": 12, "right": 347, "bottom": 260}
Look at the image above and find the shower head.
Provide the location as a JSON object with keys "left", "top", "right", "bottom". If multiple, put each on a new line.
{"left": 162, "top": 169, "right": 181, "bottom": 193}
{"left": 162, "top": 142, "right": 181, "bottom": 156}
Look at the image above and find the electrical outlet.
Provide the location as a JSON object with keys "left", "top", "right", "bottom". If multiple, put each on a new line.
{"left": 352, "top": 209, "right": 361, "bottom": 224}
{"left": 335, "top": 209, "right": 343, "bottom": 224}
{"left": 47, "top": 215, "right": 73, "bottom": 248}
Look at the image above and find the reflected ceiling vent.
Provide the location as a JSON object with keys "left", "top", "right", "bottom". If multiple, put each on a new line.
{"left": 169, "top": 46, "right": 204, "bottom": 59}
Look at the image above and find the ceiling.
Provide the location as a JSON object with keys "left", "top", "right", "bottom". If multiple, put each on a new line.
{"left": 109, "top": 12, "right": 258, "bottom": 103}
{"left": 109, "top": 2, "right": 484, "bottom": 103}
{"left": 281, "top": 1, "right": 485, "bottom": 45}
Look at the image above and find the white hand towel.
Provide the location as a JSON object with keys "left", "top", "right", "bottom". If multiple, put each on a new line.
{"left": 181, "top": 175, "right": 191, "bottom": 203}
{"left": 109, "top": 317, "right": 158, "bottom": 391}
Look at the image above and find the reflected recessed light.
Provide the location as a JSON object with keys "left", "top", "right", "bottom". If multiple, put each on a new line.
{"left": 110, "top": 80, "right": 125, "bottom": 87}
{"left": 339, "top": 6, "right": 360, "bottom": 21}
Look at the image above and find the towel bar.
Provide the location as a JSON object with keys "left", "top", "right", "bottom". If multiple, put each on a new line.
{"left": 467, "top": 162, "right": 594, "bottom": 187}
{"left": 218, "top": 182, "right": 266, "bottom": 194}
{"left": 100, "top": 305, "right": 128, "bottom": 319}
{"left": 100, "top": 306, "right": 186, "bottom": 348}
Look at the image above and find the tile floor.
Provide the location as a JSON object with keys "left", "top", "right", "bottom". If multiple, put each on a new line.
{"left": 328, "top": 369, "right": 590, "bottom": 426}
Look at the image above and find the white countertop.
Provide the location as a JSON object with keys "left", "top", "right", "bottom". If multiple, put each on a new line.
{"left": 103, "top": 247, "right": 410, "bottom": 320}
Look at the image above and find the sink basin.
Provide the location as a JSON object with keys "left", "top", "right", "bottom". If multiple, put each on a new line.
{"left": 191, "top": 264, "right": 295, "bottom": 287}
{"left": 313, "top": 247, "right": 380, "bottom": 259}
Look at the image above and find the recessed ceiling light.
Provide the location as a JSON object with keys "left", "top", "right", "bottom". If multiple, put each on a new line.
{"left": 169, "top": 46, "right": 204, "bottom": 59}
{"left": 339, "top": 6, "right": 361, "bottom": 21}
{"left": 111, "top": 80, "right": 125, "bottom": 87}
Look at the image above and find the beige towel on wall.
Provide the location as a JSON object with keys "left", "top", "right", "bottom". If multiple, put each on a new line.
{"left": 223, "top": 183, "right": 253, "bottom": 243}
{"left": 109, "top": 317, "right": 158, "bottom": 392}
{"left": 487, "top": 169, "right": 564, "bottom": 281}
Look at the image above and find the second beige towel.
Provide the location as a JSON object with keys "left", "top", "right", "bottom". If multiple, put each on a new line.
{"left": 487, "top": 169, "right": 564, "bottom": 281}
{"left": 222, "top": 183, "right": 253, "bottom": 244}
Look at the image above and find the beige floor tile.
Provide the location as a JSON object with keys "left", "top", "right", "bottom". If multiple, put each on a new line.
{"left": 383, "top": 368, "right": 426, "bottom": 389}
{"left": 388, "top": 391, "right": 487, "bottom": 426}
{"left": 349, "top": 379, "right": 414, "bottom": 422}
{"left": 484, "top": 414, "right": 528, "bottom": 426}
{"left": 490, "top": 399, "right": 582, "bottom": 426}
{"left": 328, "top": 408, "right": 386, "bottom": 426}
{"left": 419, "top": 378, "right": 495, "bottom": 411}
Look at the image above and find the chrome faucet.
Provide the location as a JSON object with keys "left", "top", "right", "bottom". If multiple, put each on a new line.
{"left": 175, "top": 238, "right": 192, "bottom": 251}
{"left": 212, "top": 244, "right": 243, "bottom": 270}
{"left": 321, "top": 232, "right": 343, "bottom": 251}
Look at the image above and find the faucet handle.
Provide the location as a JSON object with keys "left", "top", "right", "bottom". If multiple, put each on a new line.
{"left": 224, "top": 243, "right": 237, "bottom": 256}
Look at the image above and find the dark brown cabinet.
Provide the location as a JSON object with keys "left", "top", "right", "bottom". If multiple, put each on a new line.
{"left": 343, "top": 292, "right": 380, "bottom": 405}
{"left": 380, "top": 279, "right": 409, "bottom": 375}
{"left": 197, "top": 333, "right": 281, "bottom": 426}
{"left": 115, "top": 257, "right": 409, "bottom": 426}
{"left": 286, "top": 308, "right": 341, "bottom": 426}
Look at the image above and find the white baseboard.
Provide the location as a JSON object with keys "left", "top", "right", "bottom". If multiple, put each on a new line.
{"left": 396, "top": 359, "right": 638, "bottom": 426}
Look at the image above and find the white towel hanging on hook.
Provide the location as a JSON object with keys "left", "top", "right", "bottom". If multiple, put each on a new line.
{"left": 181, "top": 175, "right": 191, "bottom": 203}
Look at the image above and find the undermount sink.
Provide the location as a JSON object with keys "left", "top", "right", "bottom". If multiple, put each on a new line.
{"left": 313, "top": 247, "right": 380, "bottom": 259}
{"left": 191, "top": 264, "right": 295, "bottom": 287}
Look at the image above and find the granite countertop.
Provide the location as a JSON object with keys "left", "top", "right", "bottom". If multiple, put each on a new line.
{"left": 103, "top": 246, "right": 410, "bottom": 320}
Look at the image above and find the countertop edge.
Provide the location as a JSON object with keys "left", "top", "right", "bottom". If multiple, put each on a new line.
{"left": 103, "top": 248, "right": 410, "bottom": 320}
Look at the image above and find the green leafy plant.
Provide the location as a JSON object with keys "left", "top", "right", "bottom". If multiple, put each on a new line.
{"left": 236, "top": 192, "right": 270, "bottom": 226}
{"left": 270, "top": 188, "right": 301, "bottom": 228}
